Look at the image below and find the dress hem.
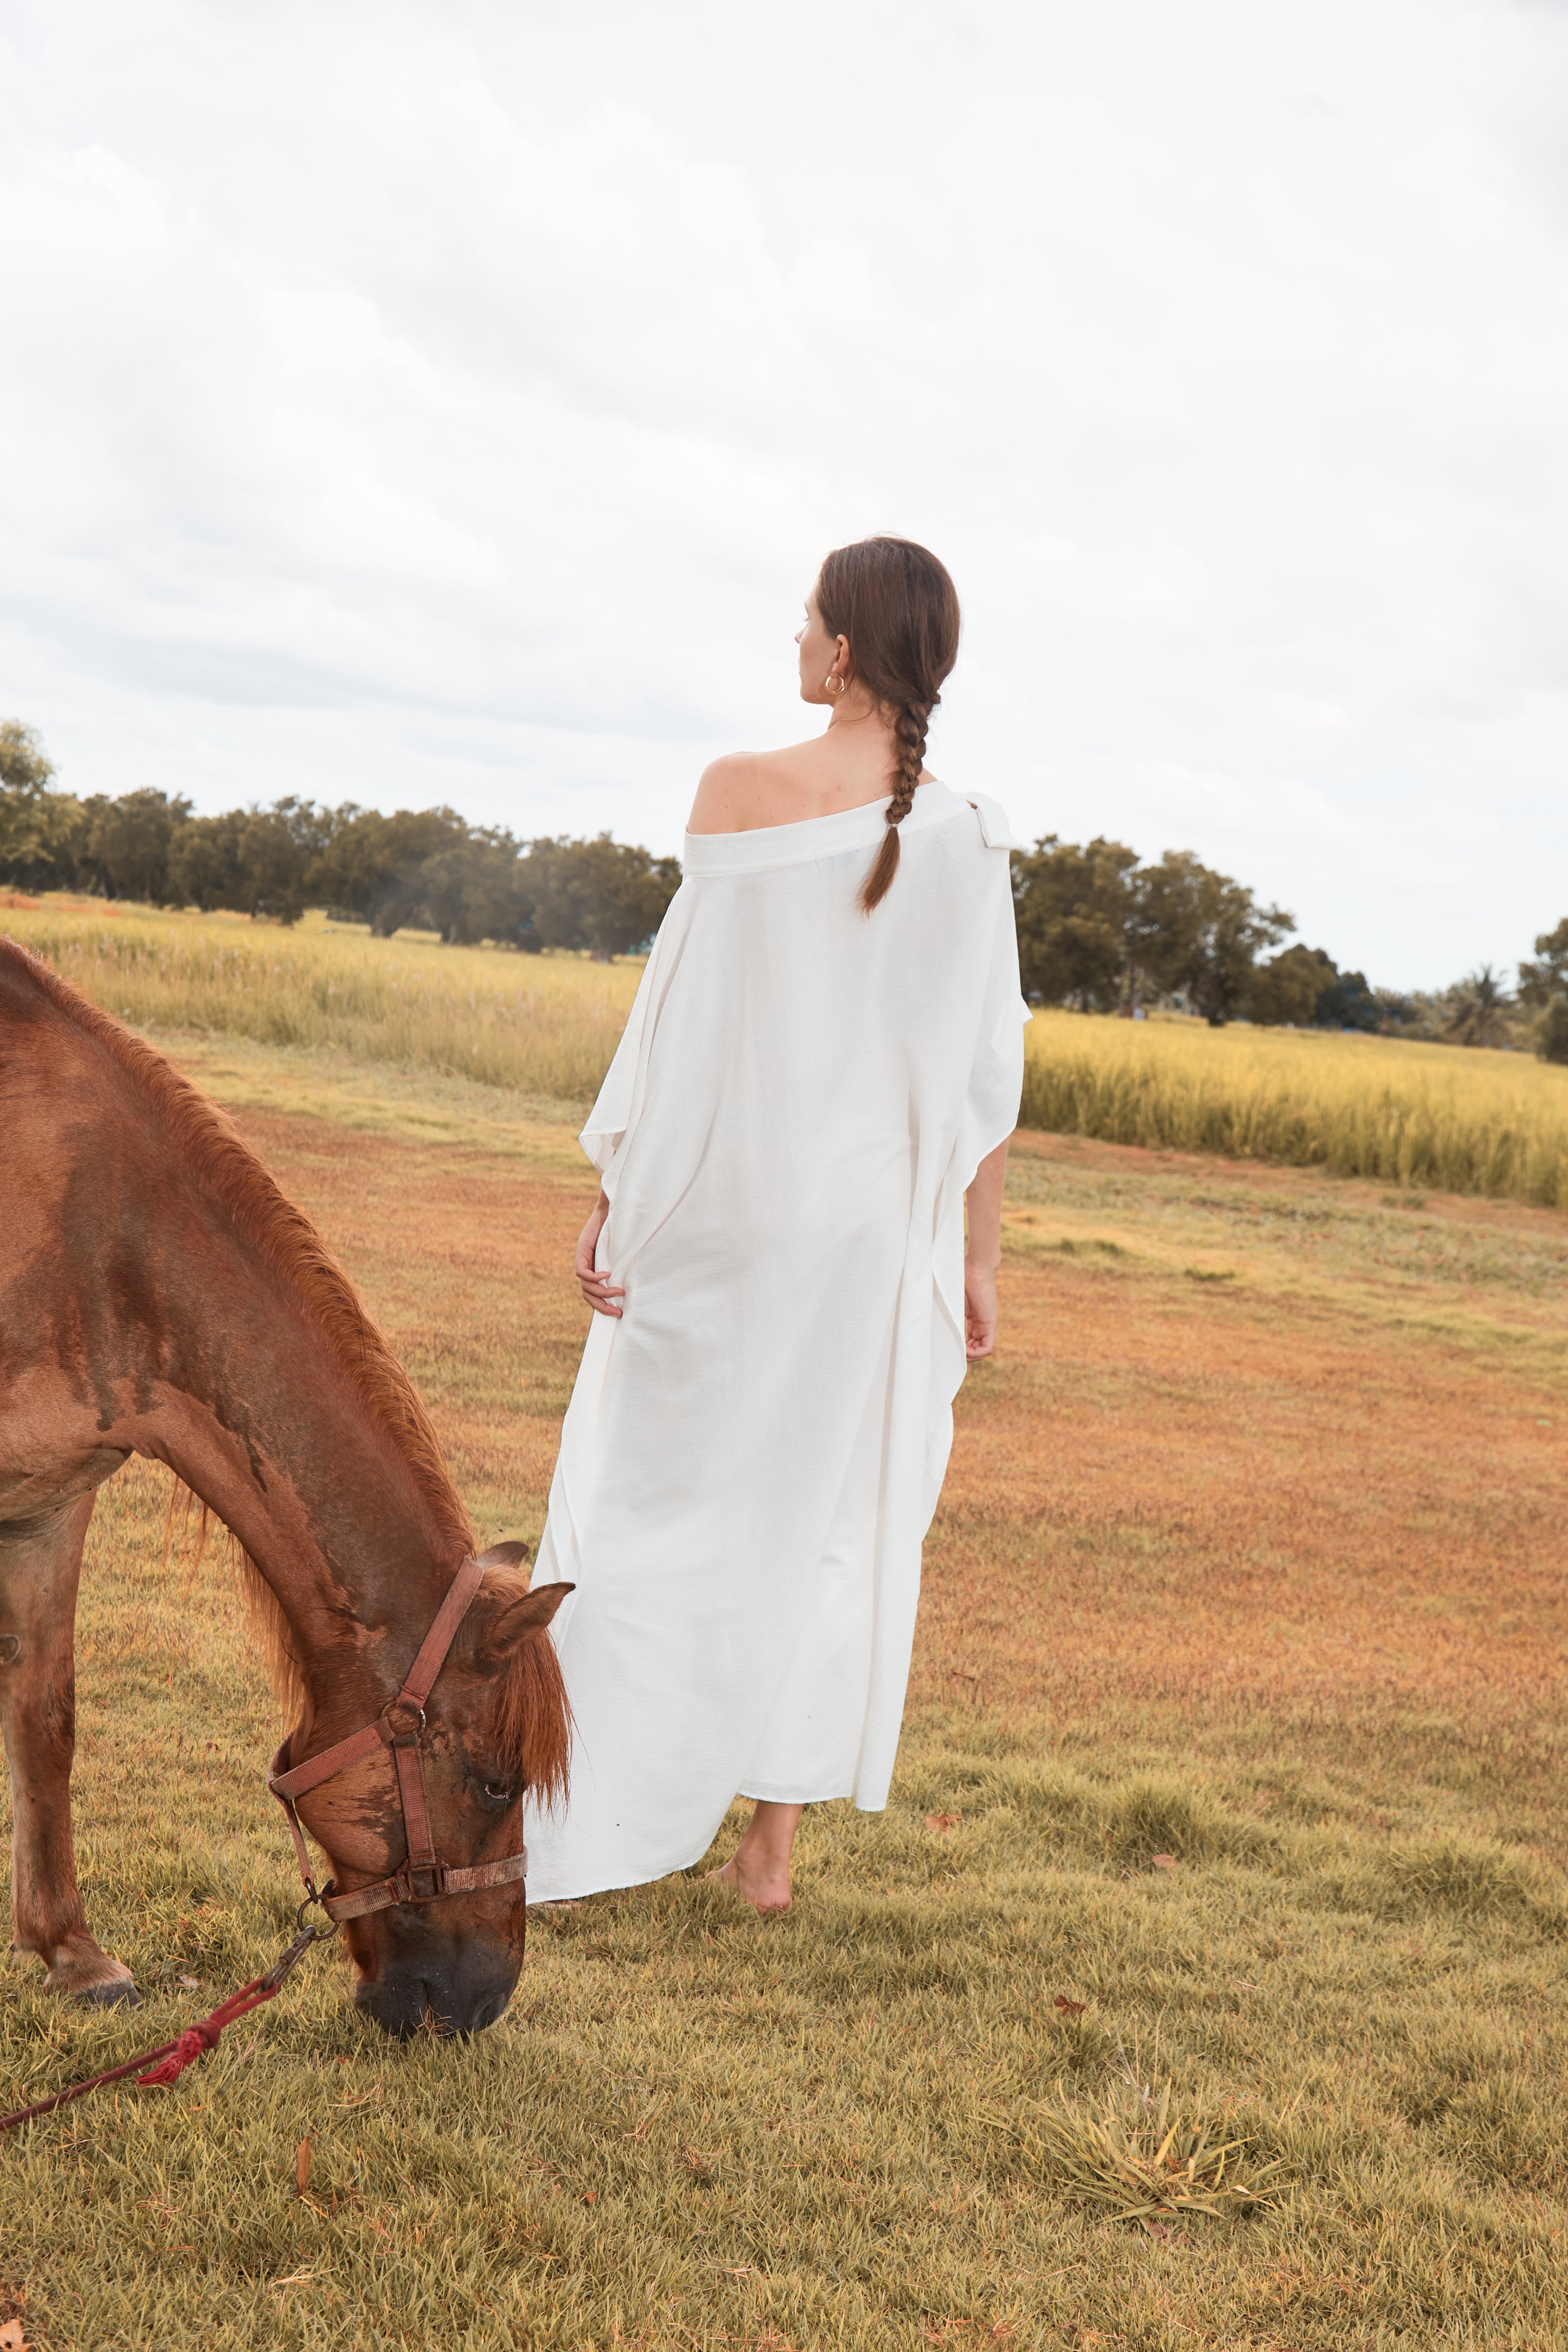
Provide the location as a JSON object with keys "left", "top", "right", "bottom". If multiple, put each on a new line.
{"left": 526, "top": 1788, "right": 889, "bottom": 1904}
{"left": 736, "top": 1785, "right": 885, "bottom": 1810}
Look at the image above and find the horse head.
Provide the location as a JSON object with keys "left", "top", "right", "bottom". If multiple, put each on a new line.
{"left": 276, "top": 1543, "right": 573, "bottom": 2038}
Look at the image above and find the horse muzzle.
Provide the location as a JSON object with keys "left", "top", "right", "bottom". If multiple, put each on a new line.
{"left": 348, "top": 1902, "right": 523, "bottom": 2038}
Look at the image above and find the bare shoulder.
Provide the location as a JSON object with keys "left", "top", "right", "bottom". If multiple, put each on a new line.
{"left": 686, "top": 741, "right": 820, "bottom": 835}
{"left": 687, "top": 752, "right": 759, "bottom": 836}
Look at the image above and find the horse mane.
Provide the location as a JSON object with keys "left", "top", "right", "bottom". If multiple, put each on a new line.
{"left": 7, "top": 937, "right": 476, "bottom": 1710}
{"left": 485, "top": 1568, "right": 573, "bottom": 1809}
{"left": 164, "top": 1478, "right": 308, "bottom": 1725}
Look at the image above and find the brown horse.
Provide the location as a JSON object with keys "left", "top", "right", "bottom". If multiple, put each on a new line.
{"left": 0, "top": 937, "right": 570, "bottom": 2035}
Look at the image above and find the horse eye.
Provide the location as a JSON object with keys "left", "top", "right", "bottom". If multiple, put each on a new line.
{"left": 483, "top": 1779, "right": 516, "bottom": 1805}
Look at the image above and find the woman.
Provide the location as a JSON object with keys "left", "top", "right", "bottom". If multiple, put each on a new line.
{"left": 524, "top": 537, "right": 1027, "bottom": 1914}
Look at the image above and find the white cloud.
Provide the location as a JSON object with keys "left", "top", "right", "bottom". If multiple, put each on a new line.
{"left": 1, "top": 0, "right": 1565, "bottom": 984}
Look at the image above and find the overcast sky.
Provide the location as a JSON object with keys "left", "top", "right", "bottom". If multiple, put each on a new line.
{"left": 2, "top": 0, "right": 1564, "bottom": 987}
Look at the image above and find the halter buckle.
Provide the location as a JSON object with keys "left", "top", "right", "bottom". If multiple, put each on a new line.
{"left": 397, "top": 1864, "right": 445, "bottom": 1906}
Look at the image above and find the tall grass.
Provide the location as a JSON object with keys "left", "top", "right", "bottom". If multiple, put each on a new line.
{"left": 1022, "top": 1010, "right": 1568, "bottom": 1208}
{"left": 7, "top": 903, "right": 1567, "bottom": 1205}
{"left": 2, "top": 904, "right": 642, "bottom": 1108}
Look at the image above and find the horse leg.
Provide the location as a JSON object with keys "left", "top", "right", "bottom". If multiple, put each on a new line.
{"left": 0, "top": 1493, "right": 139, "bottom": 2005}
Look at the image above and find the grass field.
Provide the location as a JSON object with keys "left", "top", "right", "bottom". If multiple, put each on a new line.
{"left": 1021, "top": 1011, "right": 1568, "bottom": 1210}
{"left": 1, "top": 1028, "right": 1565, "bottom": 2350}
{"left": 0, "top": 901, "right": 641, "bottom": 1112}
{"left": 5, "top": 897, "right": 1566, "bottom": 1212}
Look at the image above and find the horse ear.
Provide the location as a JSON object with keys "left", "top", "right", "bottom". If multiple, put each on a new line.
{"left": 478, "top": 1580, "right": 573, "bottom": 1660}
{"left": 474, "top": 1539, "right": 531, "bottom": 1573}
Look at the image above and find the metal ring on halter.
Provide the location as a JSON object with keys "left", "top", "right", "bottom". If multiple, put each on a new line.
{"left": 295, "top": 1884, "right": 337, "bottom": 1933}
{"left": 381, "top": 1699, "right": 427, "bottom": 1737}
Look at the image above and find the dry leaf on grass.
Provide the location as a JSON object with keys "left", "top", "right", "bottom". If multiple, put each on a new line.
{"left": 925, "top": 1811, "right": 963, "bottom": 1835}
{"left": 0, "top": 2321, "right": 29, "bottom": 2351}
{"left": 1151, "top": 1854, "right": 1179, "bottom": 1871}
{"left": 294, "top": 2139, "right": 311, "bottom": 2195}
{"left": 1054, "top": 1995, "right": 1088, "bottom": 2016}
{"left": 176, "top": 1973, "right": 198, "bottom": 1989}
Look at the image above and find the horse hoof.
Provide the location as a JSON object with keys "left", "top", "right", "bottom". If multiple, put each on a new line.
{"left": 75, "top": 1977, "right": 141, "bottom": 2009}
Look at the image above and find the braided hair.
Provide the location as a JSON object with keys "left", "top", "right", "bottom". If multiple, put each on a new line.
{"left": 813, "top": 537, "right": 962, "bottom": 913}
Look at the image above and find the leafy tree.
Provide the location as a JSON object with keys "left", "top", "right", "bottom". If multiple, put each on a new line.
{"left": 0, "top": 720, "right": 83, "bottom": 890}
{"left": 409, "top": 835, "right": 538, "bottom": 947}
{"left": 305, "top": 805, "right": 471, "bottom": 933}
{"left": 1244, "top": 944, "right": 1335, "bottom": 1026}
{"left": 525, "top": 835, "right": 682, "bottom": 959}
{"left": 1536, "top": 998, "right": 1568, "bottom": 1065}
{"left": 0, "top": 719, "right": 54, "bottom": 794}
{"left": 1010, "top": 835, "right": 1140, "bottom": 1008}
{"left": 1316, "top": 966, "right": 1379, "bottom": 1030}
{"left": 1518, "top": 918, "right": 1568, "bottom": 1010}
{"left": 1245, "top": 947, "right": 1381, "bottom": 1030}
{"left": 168, "top": 798, "right": 326, "bottom": 924}
{"left": 1372, "top": 988, "right": 1425, "bottom": 1033}
{"left": 1132, "top": 851, "right": 1294, "bottom": 1024}
{"left": 77, "top": 788, "right": 192, "bottom": 903}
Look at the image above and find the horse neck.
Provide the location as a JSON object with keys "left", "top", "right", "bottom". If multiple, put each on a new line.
{"left": 136, "top": 1232, "right": 464, "bottom": 1716}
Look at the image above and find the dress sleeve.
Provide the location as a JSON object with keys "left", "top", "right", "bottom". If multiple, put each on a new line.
{"left": 578, "top": 888, "right": 685, "bottom": 1186}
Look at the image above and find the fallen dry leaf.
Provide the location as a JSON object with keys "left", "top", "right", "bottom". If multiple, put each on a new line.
{"left": 582, "top": 2189, "right": 599, "bottom": 2206}
{"left": 295, "top": 2139, "right": 311, "bottom": 2195}
{"left": 1151, "top": 1853, "right": 1180, "bottom": 1871}
{"left": 1053, "top": 1995, "right": 1088, "bottom": 2016}
{"left": 176, "top": 1973, "right": 198, "bottom": 1990}
{"left": 924, "top": 1811, "right": 963, "bottom": 1835}
{"left": 0, "top": 2320, "right": 28, "bottom": 2351}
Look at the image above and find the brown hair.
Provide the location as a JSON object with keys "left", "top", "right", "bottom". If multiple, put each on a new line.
{"left": 813, "top": 536, "right": 961, "bottom": 911}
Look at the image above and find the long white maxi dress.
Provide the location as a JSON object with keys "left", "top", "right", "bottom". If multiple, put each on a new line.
{"left": 523, "top": 780, "right": 1028, "bottom": 1903}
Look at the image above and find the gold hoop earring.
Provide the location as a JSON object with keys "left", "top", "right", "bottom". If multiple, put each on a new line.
{"left": 825, "top": 675, "right": 845, "bottom": 695}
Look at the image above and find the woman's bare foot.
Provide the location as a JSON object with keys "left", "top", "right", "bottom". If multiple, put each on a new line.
{"left": 707, "top": 1799, "right": 803, "bottom": 1916}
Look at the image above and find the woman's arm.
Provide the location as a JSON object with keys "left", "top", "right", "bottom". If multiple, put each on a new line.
{"left": 963, "top": 1140, "right": 1008, "bottom": 1360}
{"left": 575, "top": 1189, "right": 625, "bottom": 1318}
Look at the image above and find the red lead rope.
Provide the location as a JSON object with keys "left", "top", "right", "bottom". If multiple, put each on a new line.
{"left": 0, "top": 1922, "right": 331, "bottom": 2135}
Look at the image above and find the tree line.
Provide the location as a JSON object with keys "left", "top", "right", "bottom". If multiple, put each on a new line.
{"left": 1010, "top": 831, "right": 1568, "bottom": 1057}
{"left": 3, "top": 717, "right": 1564, "bottom": 1052}
{"left": 0, "top": 720, "right": 679, "bottom": 958}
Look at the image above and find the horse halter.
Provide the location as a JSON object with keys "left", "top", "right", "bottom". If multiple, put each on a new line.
{"left": 267, "top": 1554, "right": 527, "bottom": 1925}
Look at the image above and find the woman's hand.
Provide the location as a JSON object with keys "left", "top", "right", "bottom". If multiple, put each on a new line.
{"left": 964, "top": 1263, "right": 998, "bottom": 1359}
{"left": 963, "top": 1138, "right": 1007, "bottom": 1360}
{"left": 575, "top": 1191, "right": 625, "bottom": 1318}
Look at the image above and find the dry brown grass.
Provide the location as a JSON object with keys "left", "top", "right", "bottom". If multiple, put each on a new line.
{"left": 1, "top": 1042, "right": 1565, "bottom": 2348}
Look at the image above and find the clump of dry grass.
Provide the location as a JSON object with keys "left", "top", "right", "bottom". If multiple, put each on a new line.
{"left": 1014, "top": 2076, "right": 1284, "bottom": 2228}
{"left": 1020, "top": 1009, "right": 1568, "bottom": 1207}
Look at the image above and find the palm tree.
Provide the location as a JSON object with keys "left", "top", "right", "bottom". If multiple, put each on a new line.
{"left": 1442, "top": 964, "right": 1514, "bottom": 1049}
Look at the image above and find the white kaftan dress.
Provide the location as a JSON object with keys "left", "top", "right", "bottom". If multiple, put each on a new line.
{"left": 523, "top": 781, "right": 1027, "bottom": 1903}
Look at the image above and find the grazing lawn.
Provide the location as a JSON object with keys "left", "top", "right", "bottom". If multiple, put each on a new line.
{"left": 1, "top": 1036, "right": 1565, "bottom": 2351}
